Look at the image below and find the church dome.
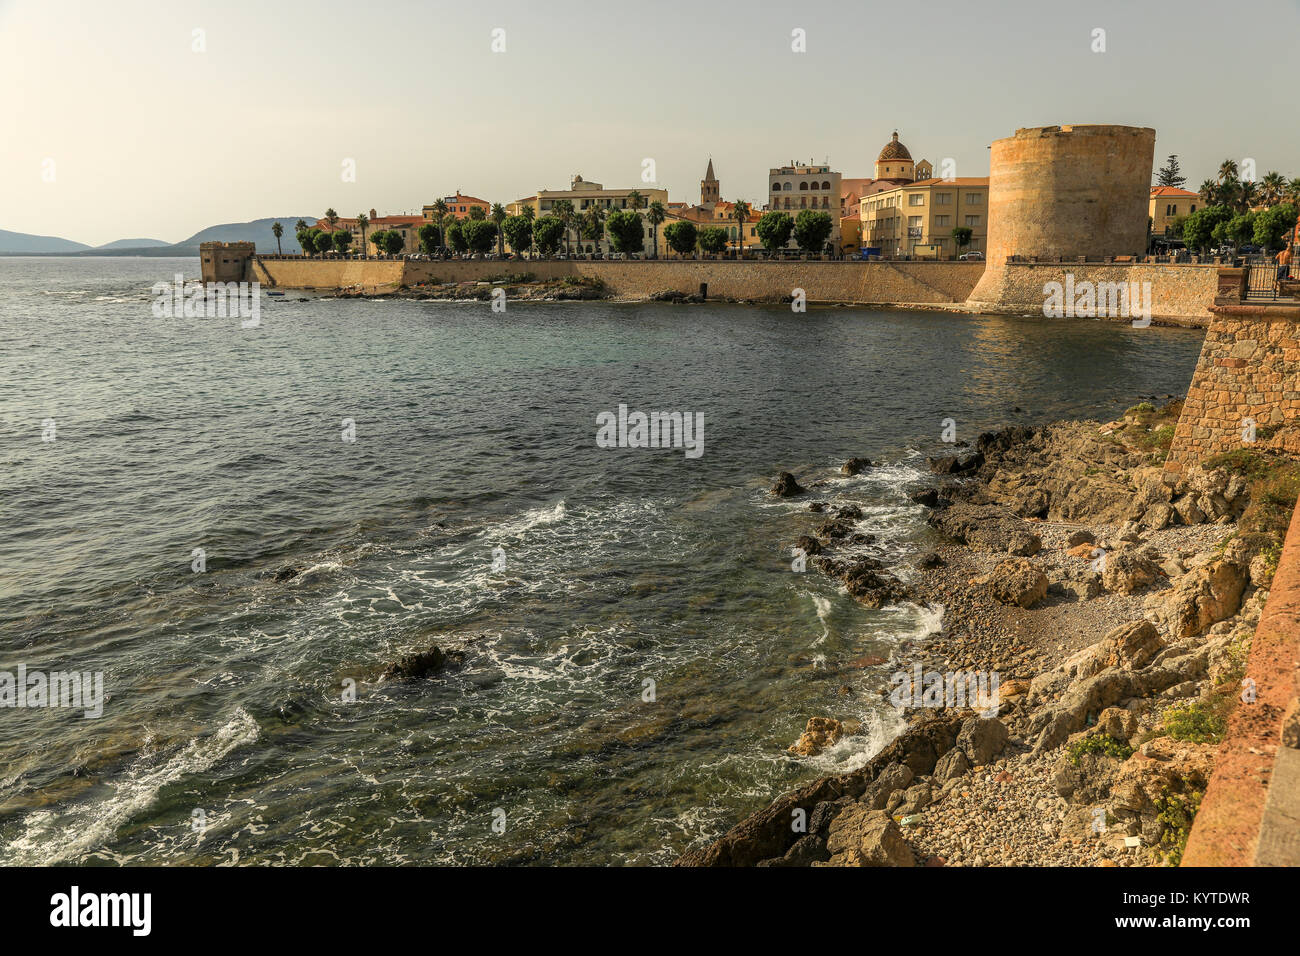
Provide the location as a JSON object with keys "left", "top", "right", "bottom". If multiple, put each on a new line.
{"left": 877, "top": 131, "right": 912, "bottom": 163}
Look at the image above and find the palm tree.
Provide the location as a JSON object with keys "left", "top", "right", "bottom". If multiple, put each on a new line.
{"left": 271, "top": 221, "right": 284, "bottom": 255}
{"left": 519, "top": 202, "right": 536, "bottom": 256}
{"left": 491, "top": 203, "right": 508, "bottom": 257}
{"left": 1287, "top": 178, "right": 1300, "bottom": 205}
{"left": 295, "top": 219, "right": 308, "bottom": 233}
{"left": 356, "top": 212, "right": 369, "bottom": 258}
{"left": 582, "top": 206, "right": 605, "bottom": 256}
{"left": 1217, "top": 159, "right": 1239, "bottom": 184}
{"left": 552, "top": 200, "right": 575, "bottom": 255}
{"left": 324, "top": 208, "right": 339, "bottom": 229}
{"left": 1239, "top": 180, "right": 1260, "bottom": 212}
{"left": 1198, "top": 179, "right": 1218, "bottom": 207}
{"left": 626, "top": 190, "right": 644, "bottom": 213}
{"left": 731, "top": 200, "right": 751, "bottom": 257}
{"left": 1261, "top": 172, "right": 1286, "bottom": 206}
{"left": 646, "top": 201, "right": 665, "bottom": 259}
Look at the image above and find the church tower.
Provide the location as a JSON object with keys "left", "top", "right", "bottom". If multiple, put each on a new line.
{"left": 700, "top": 158, "right": 720, "bottom": 209}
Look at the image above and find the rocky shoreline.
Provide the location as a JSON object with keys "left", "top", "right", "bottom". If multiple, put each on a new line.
{"left": 678, "top": 403, "right": 1295, "bottom": 867}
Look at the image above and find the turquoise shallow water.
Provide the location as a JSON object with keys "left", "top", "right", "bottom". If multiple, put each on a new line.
{"left": 0, "top": 256, "right": 1205, "bottom": 864}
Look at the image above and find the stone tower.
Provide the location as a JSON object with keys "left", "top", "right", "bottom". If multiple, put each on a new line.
{"left": 874, "top": 131, "right": 916, "bottom": 182}
{"left": 701, "top": 158, "right": 720, "bottom": 209}
{"left": 966, "top": 124, "right": 1156, "bottom": 311}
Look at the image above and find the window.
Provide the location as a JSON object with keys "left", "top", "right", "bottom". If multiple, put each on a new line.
{"left": 935, "top": 193, "right": 952, "bottom": 206}
{"left": 821, "top": 181, "right": 830, "bottom": 190}
{"left": 966, "top": 193, "right": 982, "bottom": 205}
{"left": 909, "top": 194, "right": 925, "bottom": 206}
{"left": 784, "top": 198, "right": 790, "bottom": 209}
{"left": 1190, "top": 205, "right": 1196, "bottom": 213}
{"left": 908, "top": 216, "right": 922, "bottom": 228}
{"left": 936, "top": 215, "right": 950, "bottom": 227}
{"left": 810, "top": 181, "right": 819, "bottom": 190}
{"left": 800, "top": 197, "right": 807, "bottom": 208}
{"left": 799, "top": 182, "right": 808, "bottom": 190}
{"left": 773, "top": 184, "right": 781, "bottom": 193}
{"left": 1166, "top": 203, "right": 1175, "bottom": 216}
{"left": 965, "top": 215, "right": 980, "bottom": 226}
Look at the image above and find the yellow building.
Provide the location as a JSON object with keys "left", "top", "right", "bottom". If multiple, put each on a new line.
{"left": 1149, "top": 186, "right": 1200, "bottom": 238}
{"left": 513, "top": 175, "right": 668, "bottom": 254}
{"left": 859, "top": 178, "right": 989, "bottom": 258}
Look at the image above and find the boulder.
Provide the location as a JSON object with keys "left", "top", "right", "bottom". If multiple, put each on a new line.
{"left": 957, "top": 716, "right": 1009, "bottom": 765}
{"left": 379, "top": 644, "right": 448, "bottom": 681}
{"left": 983, "top": 558, "right": 1048, "bottom": 608}
{"left": 914, "top": 550, "right": 946, "bottom": 570}
{"left": 1146, "top": 559, "right": 1248, "bottom": 641}
{"left": 909, "top": 488, "right": 940, "bottom": 507}
{"left": 1100, "top": 549, "right": 1159, "bottom": 594}
{"left": 770, "top": 472, "right": 806, "bottom": 497}
{"left": 825, "top": 806, "right": 915, "bottom": 867}
{"left": 841, "top": 457, "right": 872, "bottom": 476}
{"left": 794, "top": 534, "right": 822, "bottom": 556}
{"left": 1173, "top": 495, "right": 1206, "bottom": 525}
{"left": 788, "top": 717, "right": 844, "bottom": 757}
{"left": 860, "top": 762, "right": 914, "bottom": 809}
{"left": 1007, "top": 530, "right": 1042, "bottom": 557}
{"left": 933, "top": 747, "right": 971, "bottom": 782}
{"left": 1066, "top": 529, "right": 1096, "bottom": 548}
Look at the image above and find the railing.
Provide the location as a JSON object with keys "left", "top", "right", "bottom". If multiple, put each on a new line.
{"left": 1243, "top": 255, "right": 1289, "bottom": 300}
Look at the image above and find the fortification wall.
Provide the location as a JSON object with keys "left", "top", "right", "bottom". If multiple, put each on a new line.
{"left": 1164, "top": 300, "right": 1300, "bottom": 479}
{"left": 251, "top": 257, "right": 987, "bottom": 305}
{"left": 970, "top": 262, "right": 1219, "bottom": 325}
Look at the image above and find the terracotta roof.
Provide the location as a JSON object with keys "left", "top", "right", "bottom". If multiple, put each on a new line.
{"left": 907, "top": 178, "right": 990, "bottom": 187}
{"left": 1150, "top": 186, "right": 1198, "bottom": 197}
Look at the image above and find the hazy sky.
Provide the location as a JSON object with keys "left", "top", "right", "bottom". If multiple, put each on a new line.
{"left": 2, "top": 0, "right": 1297, "bottom": 246}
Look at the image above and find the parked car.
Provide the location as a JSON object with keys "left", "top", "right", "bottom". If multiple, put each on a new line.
{"left": 958, "top": 251, "right": 984, "bottom": 261}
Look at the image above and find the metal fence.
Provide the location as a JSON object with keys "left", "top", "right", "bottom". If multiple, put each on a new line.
{"left": 1243, "top": 255, "right": 1288, "bottom": 299}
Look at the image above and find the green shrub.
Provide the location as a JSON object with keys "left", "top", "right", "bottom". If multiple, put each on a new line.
{"left": 1068, "top": 734, "right": 1134, "bottom": 766}
{"left": 1155, "top": 787, "right": 1203, "bottom": 866}
{"left": 1163, "top": 702, "right": 1227, "bottom": 744}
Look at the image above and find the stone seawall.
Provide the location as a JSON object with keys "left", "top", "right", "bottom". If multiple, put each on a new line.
{"left": 253, "top": 257, "right": 986, "bottom": 306}
{"left": 967, "top": 262, "right": 1218, "bottom": 326}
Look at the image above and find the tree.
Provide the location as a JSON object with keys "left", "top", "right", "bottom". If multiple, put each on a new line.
{"left": 463, "top": 219, "right": 497, "bottom": 255}
{"left": 271, "top": 221, "right": 284, "bottom": 255}
{"left": 295, "top": 229, "right": 314, "bottom": 255}
{"left": 446, "top": 222, "right": 468, "bottom": 254}
{"left": 951, "top": 226, "right": 973, "bottom": 257}
{"left": 1198, "top": 180, "right": 1218, "bottom": 207}
{"left": 418, "top": 223, "right": 441, "bottom": 254}
{"left": 1181, "top": 206, "right": 1231, "bottom": 253}
{"left": 1288, "top": 179, "right": 1300, "bottom": 205}
{"left": 663, "top": 220, "right": 698, "bottom": 257}
{"left": 308, "top": 228, "right": 327, "bottom": 256}
{"left": 792, "top": 209, "right": 833, "bottom": 254}
{"left": 626, "top": 189, "right": 644, "bottom": 212}
{"left": 367, "top": 230, "right": 387, "bottom": 255}
{"left": 646, "top": 201, "right": 665, "bottom": 258}
{"left": 332, "top": 230, "right": 353, "bottom": 254}
{"left": 731, "top": 200, "right": 751, "bottom": 256}
{"left": 697, "top": 226, "right": 728, "bottom": 255}
{"left": 383, "top": 231, "right": 406, "bottom": 256}
{"left": 532, "top": 216, "right": 565, "bottom": 257}
{"left": 1253, "top": 203, "right": 1298, "bottom": 250}
{"left": 324, "top": 208, "right": 339, "bottom": 229}
{"left": 582, "top": 206, "right": 605, "bottom": 254}
{"left": 295, "top": 219, "right": 308, "bottom": 234}
{"left": 606, "top": 210, "right": 644, "bottom": 254}
{"left": 1261, "top": 172, "right": 1286, "bottom": 206}
{"left": 1155, "top": 155, "right": 1186, "bottom": 188}
{"left": 756, "top": 211, "right": 794, "bottom": 253}
{"left": 467, "top": 205, "right": 487, "bottom": 221}
{"left": 356, "top": 213, "right": 369, "bottom": 258}
{"left": 551, "top": 200, "right": 576, "bottom": 255}
{"left": 501, "top": 215, "right": 532, "bottom": 256}
{"left": 491, "top": 203, "right": 508, "bottom": 256}
{"left": 1218, "top": 159, "right": 1239, "bottom": 184}
{"left": 1225, "top": 212, "right": 1256, "bottom": 247}
{"left": 432, "top": 199, "right": 450, "bottom": 223}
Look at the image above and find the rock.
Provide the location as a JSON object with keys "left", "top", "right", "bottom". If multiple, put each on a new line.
{"left": 860, "top": 762, "right": 914, "bottom": 809}
{"left": 928, "top": 502, "right": 1030, "bottom": 553}
{"left": 825, "top": 806, "right": 915, "bottom": 867}
{"left": 1104, "top": 619, "right": 1166, "bottom": 670}
{"left": 1066, "top": 529, "right": 1096, "bottom": 548}
{"left": 1012, "top": 487, "right": 1050, "bottom": 518}
{"left": 1146, "top": 559, "right": 1248, "bottom": 641}
{"left": 1068, "top": 542, "right": 1100, "bottom": 560}
{"left": 757, "top": 834, "right": 830, "bottom": 867}
{"left": 910, "top": 488, "right": 940, "bottom": 507}
{"left": 1007, "top": 531, "right": 1042, "bottom": 557}
{"left": 808, "top": 501, "right": 827, "bottom": 513}
{"left": 770, "top": 472, "right": 805, "bottom": 497}
{"left": 982, "top": 558, "right": 1048, "bottom": 608}
{"left": 1281, "top": 700, "right": 1300, "bottom": 750}
{"left": 914, "top": 550, "right": 946, "bottom": 570}
{"left": 808, "top": 797, "right": 855, "bottom": 836}
{"left": 788, "top": 717, "right": 844, "bottom": 757}
{"left": 841, "top": 457, "right": 872, "bottom": 476}
{"left": 794, "top": 535, "right": 822, "bottom": 556}
{"left": 957, "top": 716, "right": 1009, "bottom": 765}
{"left": 835, "top": 504, "right": 864, "bottom": 521}
{"left": 1141, "top": 502, "right": 1174, "bottom": 530}
{"left": 1174, "top": 495, "right": 1206, "bottom": 525}
{"left": 1098, "top": 706, "right": 1139, "bottom": 740}
{"left": 896, "top": 782, "right": 933, "bottom": 815}
{"left": 379, "top": 644, "right": 448, "bottom": 680}
{"left": 839, "top": 563, "right": 910, "bottom": 609}
{"left": 1100, "top": 549, "right": 1159, "bottom": 594}
{"left": 933, "top": 747, "right": 971, "bottom": 782}
{"left": 815, "top": 517, "right": 855, "bottom": 540}
{"left": 927, "top": 455, "right": 960, "bottom": 474}
{"left": 1000, "top": 678, "right": 1031, "bottom": 698}
{"left": 268, "top": 565, "right": 304, "bottom": 582}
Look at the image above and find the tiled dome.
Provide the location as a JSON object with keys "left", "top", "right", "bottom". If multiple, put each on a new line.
{"left": 877, "top": 131, "right": 912, "bottom": 163}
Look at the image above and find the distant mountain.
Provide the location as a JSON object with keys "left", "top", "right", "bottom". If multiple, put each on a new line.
{"left": 95, "top": 238, "right": 170, "bottom": 250}
{"left": 0, "top": 229, "right": 92, "bottom": 254}
{"left": 0, "top": 217, "right": 319, "bottom": 257}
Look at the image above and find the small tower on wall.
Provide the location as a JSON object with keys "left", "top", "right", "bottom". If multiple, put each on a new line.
{"left": 701, "top": 158, "right": 720, "bottom": 209}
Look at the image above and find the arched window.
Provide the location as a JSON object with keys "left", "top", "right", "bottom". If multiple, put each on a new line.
{"left": 799, "top": 181, "right": 808, "bottom": 190}
{"left": 783, "top": 182, "right": 792, "bottom": 191}
{"left": 822, "top": 181, "right": 831, "bottom": 190}
{"left": 810, "top": 181, "right": 819, "bottom": 191}
{"left": 772, "top": 184, "right": 781, "bottom": 193}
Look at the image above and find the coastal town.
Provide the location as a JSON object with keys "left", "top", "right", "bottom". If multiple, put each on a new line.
{"left": 273, "top": 128, "right": 1299, "bottom": 269}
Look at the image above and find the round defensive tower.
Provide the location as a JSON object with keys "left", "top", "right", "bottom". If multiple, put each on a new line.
{"left": 966, "top": 124, "right": 1156, "bottom": 310}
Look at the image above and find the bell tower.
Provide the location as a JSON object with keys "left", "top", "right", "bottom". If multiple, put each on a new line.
{"left": 701, "top": 158, "right": 720, "bottom": 209}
